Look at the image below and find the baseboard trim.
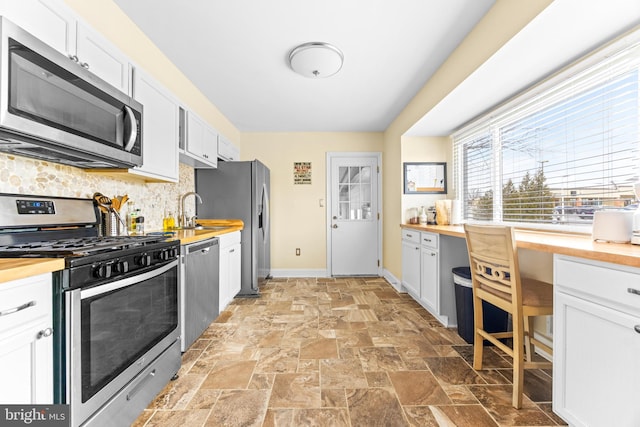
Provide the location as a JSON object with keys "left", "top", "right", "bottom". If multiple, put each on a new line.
{"left": 382, "top": 268, "right": 404, "bottom": 293}
{"left": 270, "top": 269, "right": 329, "bottom": 278}
{"left": 269, "top": 269, "right": 406, "bottom": 294}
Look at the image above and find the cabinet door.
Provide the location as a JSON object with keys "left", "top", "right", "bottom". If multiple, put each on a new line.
{"left": 0, "top": 273, "right": 53, "bottom": 404}
{"left": 0, "top": 0, "right": 76, "bottom": 55}
{"left": 218, "top": 134, "right": 240, "bottom": 161}
{"left": 420, "top": 247, "right": 439, "bottom": 313}
{"left": 219, "top": 234, "right": 241, "bottom": 312}
{"left": 185, "top": 112, "right": 217, "bottom": 168}
{"left": 401, "top": 239, "right": 420, "bottom": 297}
{"left": 219, "top": 246, "right": 230, "bottom": 312}
{"left": 75, "top": 22, "right": 131, "bottom": 94}
{"left": 203, "top": 125, "right": 218, "bottom": 168}
{"left": 0, "top": 319, "right": 53, "bottom": 404}
{"left": 229, "top": 242, "right": 241, "bottom": 298}
{"left": 553, "top": 291, "right": 640, "bottom": 427}
{"left": 131, "top": 68, "right": 179, "bottom": 182}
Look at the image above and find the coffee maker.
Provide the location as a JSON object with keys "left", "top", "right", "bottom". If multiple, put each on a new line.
{"left": 632, "top": 182, "right": 640, "bottom": 245}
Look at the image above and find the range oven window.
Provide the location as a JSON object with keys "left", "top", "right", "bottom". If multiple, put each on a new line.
{"left": 80, "top": 264, "right": 178, "bottom": 402}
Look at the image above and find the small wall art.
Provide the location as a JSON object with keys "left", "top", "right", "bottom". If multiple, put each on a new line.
{"left": 294, "top": 162, "right": 312, "bottom": 184}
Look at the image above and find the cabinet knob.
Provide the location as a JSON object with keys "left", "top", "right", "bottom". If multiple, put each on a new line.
{"left": 635, "top": 325, "right": 640, "bottom": 334}
{"left": 37, "top": 328, "right": 53, "bottom": 339}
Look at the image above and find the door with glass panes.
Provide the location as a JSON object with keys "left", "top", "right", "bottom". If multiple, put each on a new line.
{"left": 328, "top": 153, "right": 380, "bottom": 276}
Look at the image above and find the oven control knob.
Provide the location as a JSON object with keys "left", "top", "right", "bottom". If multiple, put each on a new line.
{"left": 158, "top": 249, "right": 172, "bottom": 261}
{"left": 114, "top": 260, "right": 129, "bottom": 274}
{"left": 137, "top": 254, "right": 151, "bottom": 267}
{"left": 94, "top": 263, "right": 112, "bottom": 279}
{"left": 169, "top": 248, "right": 178, "bottom": 258}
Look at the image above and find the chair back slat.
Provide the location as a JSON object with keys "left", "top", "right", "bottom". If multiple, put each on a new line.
{"left": 464, "top": 224, "right": 521, "bottom": 305}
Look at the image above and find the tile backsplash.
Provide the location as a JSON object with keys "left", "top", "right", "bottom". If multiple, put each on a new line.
{"left": 0, "top": 153, "right": 195, "bottom": 231}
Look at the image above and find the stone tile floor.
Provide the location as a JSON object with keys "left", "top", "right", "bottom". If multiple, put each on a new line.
{"left": 133, "top": 277, "right": 568, "bottom": 426}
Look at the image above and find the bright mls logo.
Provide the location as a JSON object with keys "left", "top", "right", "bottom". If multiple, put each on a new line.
{"left": 1, "top": 405, "right": 69, "bottom": 426}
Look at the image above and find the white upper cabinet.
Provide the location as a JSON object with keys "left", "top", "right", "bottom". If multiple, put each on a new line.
{"left": 1, "top": 0, "right": 132, "bottom": 94}
{"left": 217, "top": 133, "right": 240, "bottom": 161}
{"left": 130, "top": 68, "right": 179, "bottom": 182}
{"left": 181, "top": 110, "right": 218, "bottom": 169}
{"left": 75, "top": 22, "right": 131, "bottom": 94}
{"left": 0, "top": 0, "right": 76, "bottom": 55}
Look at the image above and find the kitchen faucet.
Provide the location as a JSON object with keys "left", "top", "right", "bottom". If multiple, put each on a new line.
{"left": 179, "top": 192, "right": 203, "bottom": 228}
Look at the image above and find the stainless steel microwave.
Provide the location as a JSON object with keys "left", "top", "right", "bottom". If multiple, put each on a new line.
{"left": 0, "top": 17, "right": 143, "bottom": 168}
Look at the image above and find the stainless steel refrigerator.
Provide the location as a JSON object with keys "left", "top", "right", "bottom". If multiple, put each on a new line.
{"left": 195, "top": 159, "right": 270, "bottom": 297}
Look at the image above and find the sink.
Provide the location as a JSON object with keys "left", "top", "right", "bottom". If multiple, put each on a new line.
{"left": 179, "top": 225, "right": 231, "bottom": 231}
{"left": 195, "top": 225, "right": 229, "bottom": 231}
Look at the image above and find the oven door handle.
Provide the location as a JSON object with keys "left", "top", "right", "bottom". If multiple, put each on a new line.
{"left": 81, "top": 259, "right": 178, "bottom": 299}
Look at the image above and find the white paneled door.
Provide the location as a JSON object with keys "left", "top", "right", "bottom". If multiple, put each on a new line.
{"left": 327, "top": 153, "right": 381, "bottom": 276}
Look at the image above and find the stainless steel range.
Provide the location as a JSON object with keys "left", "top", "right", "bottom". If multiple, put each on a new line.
{"left": 0, "top": 193, "right": 181, "bottom": 427}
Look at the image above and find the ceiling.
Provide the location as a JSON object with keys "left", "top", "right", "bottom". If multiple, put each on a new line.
{"left": 407, "top": 0, "right": 640, "bottom": 136}
{"left": 112, "top": 0, "right": 495, "bottom": 132}
{"left": 113, "top": 0, "right": 640, "bottom": 135}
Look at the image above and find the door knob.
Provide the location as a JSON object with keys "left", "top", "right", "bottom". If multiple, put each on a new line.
{"left": 333, "top": 216, "right": 338, "bottom": 220}
{"left": 333, "top": 224, "right": 338, "bottom": 228}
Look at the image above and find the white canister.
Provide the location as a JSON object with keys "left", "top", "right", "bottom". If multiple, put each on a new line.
{"left": 592, "top": 210, "right": 633, "bottom": 243}
{"left": 450, "top": 200, "right": 461, "bottom": 225}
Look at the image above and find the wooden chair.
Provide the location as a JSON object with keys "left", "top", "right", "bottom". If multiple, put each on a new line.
{"left": 463, "top": 224, "right": 553, "bottom": 409}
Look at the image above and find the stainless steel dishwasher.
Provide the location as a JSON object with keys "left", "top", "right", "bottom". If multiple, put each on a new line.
{"left": 180, "top": 238, "right": 219, "bottom": 351}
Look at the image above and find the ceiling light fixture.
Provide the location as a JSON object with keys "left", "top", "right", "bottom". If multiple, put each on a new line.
{"left": 288, "top": 42, "right": 344, "bottom": 78}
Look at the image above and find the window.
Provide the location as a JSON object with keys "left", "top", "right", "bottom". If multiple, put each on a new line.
{"left": 453, "top": 30, "right": 640, "bottom": 230}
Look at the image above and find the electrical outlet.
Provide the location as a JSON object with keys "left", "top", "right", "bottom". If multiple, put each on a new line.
{"left": 295, "top": 248, "right": 301, "bottom": 256}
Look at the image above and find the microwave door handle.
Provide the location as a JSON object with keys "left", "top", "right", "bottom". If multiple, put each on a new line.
{"left": 123, "top": 105, "right": 138, "bottom": 152}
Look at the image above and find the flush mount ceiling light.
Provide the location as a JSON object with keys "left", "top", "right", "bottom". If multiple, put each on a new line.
{"left": 288, "top": 42, "right": 344, "bottom": 78}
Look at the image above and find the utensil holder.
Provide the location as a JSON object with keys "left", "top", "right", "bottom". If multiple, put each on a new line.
{"left": 100, "top": 211, "right": 121, "bottom": 236}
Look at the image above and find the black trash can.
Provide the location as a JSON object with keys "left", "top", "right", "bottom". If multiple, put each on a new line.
{"left": 453, "top": 266, "right": 509, "bottom": 344}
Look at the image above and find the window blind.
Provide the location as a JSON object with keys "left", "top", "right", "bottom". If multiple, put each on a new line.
{"left": 453, "top": 29, "right": 640, "bottom": 229}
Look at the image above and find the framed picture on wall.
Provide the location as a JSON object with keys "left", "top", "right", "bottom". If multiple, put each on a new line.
{"left": 403, "top": 162, "right": 447, "bottom": 194}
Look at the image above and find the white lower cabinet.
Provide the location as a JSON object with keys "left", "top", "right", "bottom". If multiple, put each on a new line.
{"left": 420, "top": 244, "right": 438, "bottom": 314}
{"left": 401, "top": 230, "right": 420, "bottom": 297}
{"left": 401, "top": 229, "right": 469, "bottom": 327}
{"left": 0, "top": 273, "right": 53, "bottom": 404}
{"left": 219, "top": 231, "right": 241, "bottom": 312}
{"left": 553, "top": 255, "right": 640, "bottom": 427}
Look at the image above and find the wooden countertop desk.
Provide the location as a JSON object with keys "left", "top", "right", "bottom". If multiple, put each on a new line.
{"left": 401, "top": 224, "right": 640, "bottom": 268}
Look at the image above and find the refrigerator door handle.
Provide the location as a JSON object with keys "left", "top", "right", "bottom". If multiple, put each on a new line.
{"left": 262, "top": 182, "right": 270, "bottom": 241}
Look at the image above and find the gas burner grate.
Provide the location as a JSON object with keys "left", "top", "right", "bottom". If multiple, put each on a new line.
{"left": 0, "top": 235, "right": 167, "bottom": 256}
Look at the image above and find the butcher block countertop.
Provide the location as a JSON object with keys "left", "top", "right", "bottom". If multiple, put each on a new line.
{"left": 402, "top": 224, "right": 640, "bottom": 268}
{"left": 0, "top": 258, "right": 65, "bottom": 284}
{"left": 169, "top": 219, "right": 244, "bottom": 245}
